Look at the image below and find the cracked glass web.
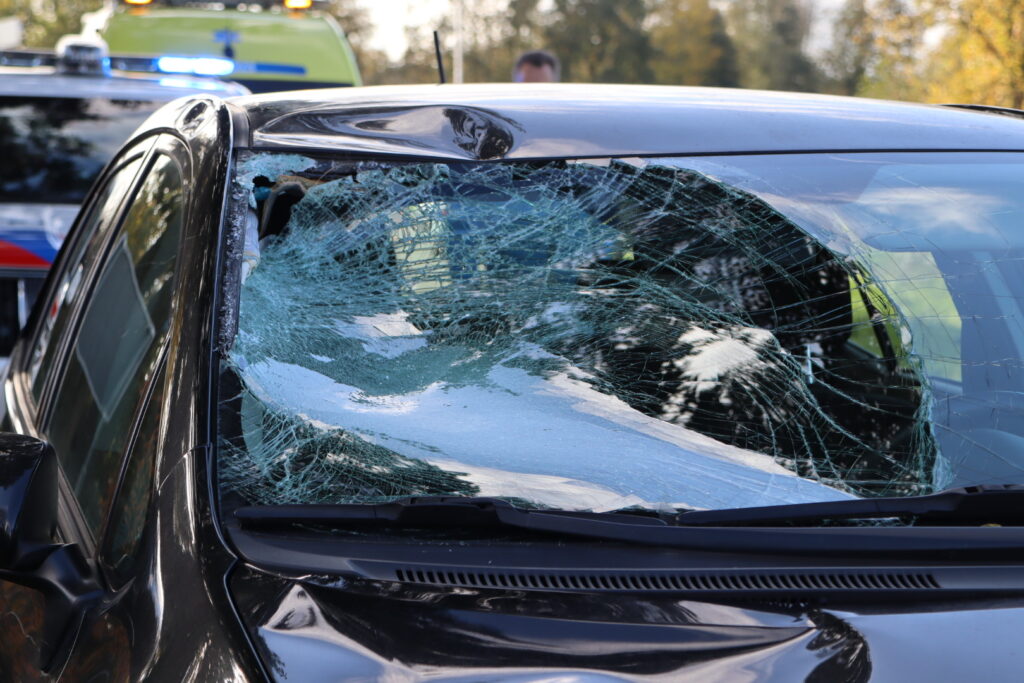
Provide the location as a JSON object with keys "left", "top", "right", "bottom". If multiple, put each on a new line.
{"left": 217, "top": 151, "right": 1024, "bottom": 512}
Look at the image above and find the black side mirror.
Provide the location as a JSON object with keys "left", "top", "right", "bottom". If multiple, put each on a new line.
{"left": 0, "top": 433, "right": 58, "bottom": 569}
{"left": 0, "top": 433, "right": 99, "bottom": 671}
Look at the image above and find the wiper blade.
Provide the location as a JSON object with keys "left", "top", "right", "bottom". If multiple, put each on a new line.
{"left": 234, "top": 496, "right": 669, "bottom": 529}
{"left": 233, "top": 493, "right": 1024, "bottom": 557}
{"left": 675, "top": 484, "right": 1024, "bottom": 527}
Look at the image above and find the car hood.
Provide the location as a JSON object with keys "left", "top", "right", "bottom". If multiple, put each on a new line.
{"left": 229, "top": 565, "right": 1024, "bottom": 682}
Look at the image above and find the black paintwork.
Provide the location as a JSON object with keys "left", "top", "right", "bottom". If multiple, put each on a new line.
{"left": 0, "top": 434, "right": 57, "bottom": 567}
{"left": 1, "top": 84, "right": 1024, "bottom": 681}
{"left": 232, "top": 83, "right": 1024, "bottom": 159}
{"left": 229, "top": 566, "right": 875, "bottom": 682}
{"left": 0, "top": 436, "right": 99, "bottom": 671}
{"left": 0, "top": 96, "right": 258, "bottom": 681}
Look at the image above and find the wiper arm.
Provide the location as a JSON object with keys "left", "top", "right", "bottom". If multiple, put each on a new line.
{"left": 233, "top": 493, "right": 1024, "bottom": 557}
{"left": 675, "top": 484, "right": 1024, "bottom": 527}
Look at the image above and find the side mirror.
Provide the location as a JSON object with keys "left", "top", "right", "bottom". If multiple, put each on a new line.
{"left": 0, "top": 433, "right": 58, "bottom": 569}
{"left": 0, "top": 433, "right": 98, "bottom": 671}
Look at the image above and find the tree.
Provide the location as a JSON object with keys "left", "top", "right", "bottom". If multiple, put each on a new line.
{"left": 922, "top": 0, "right": 1024, "bottom": 108}
{"left": 326, "top": 0, "right": 371, "bottom": 40}
{"left": 725, "top": 0, "right": 822, "bottom": 92}
{"left": 324, "top": 0, "right": 390, "bottom": 85}
{"left": 353, "top": 0, "right": 543, "bottom": 85}
{"left": 649, "top": 0, "right": 740, "bottom": 87}
{"left": 854, "top": 0, "right": 930, "bottom": 101}
{"left": 544, "top": 0, "right": 654, "bottom": 83}
{"left": 822, "top": 0, "right": 873, "bottom": 95}
{"left": 0, "top": 0, "right": 102, "bottom": 47}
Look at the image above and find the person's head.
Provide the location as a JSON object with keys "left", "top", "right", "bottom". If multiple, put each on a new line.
{"left": 513, "top": 50, "right": 560, "bottom": 83}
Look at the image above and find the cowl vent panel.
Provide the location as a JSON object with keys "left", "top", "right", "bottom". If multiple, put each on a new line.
{"left": 389, "top": 567, "right": 941, "bottom": 593}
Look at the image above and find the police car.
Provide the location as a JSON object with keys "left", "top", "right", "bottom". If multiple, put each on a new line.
{"left": 0, "top": 35, "right": 248, "bottom": 357}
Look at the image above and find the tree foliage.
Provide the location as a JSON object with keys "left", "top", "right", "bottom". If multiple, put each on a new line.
{"left": 0, "top": 0, "right": 102, "bottom": 47}
{"left": 10, "top": 0, "right": 1024, "bottom": 109}
{"left": 822, "top": 0, "right": 873, "bottom": 95}
{"left": 650, "top": 0, "right": 739, "bottom": 87}
{"left": 923, "top": 0, "right": 1024, "bottom": 108}
{"left": 853, "top": 0, "right": 931, "bottom": 101}
{"left": 545, "top": 0, "right": 653, "bottom": 83}
{"left": 832, "top": 0, "right": 1024, "bottom": 108}
{"left": 726, "top": 0, "right": 821, "bottom": 92}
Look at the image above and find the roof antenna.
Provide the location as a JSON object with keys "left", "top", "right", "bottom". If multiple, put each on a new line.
{"left": 433, "top": 30, "right": 447, "bottom": 84}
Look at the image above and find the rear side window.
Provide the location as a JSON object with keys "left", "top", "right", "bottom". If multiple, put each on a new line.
{"left": 45, "top": 153, "right": 184, "bottom": 537}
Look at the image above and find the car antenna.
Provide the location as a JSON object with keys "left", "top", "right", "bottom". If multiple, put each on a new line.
{"left": 433, "top": 30, "right": 447, "bottom": 84}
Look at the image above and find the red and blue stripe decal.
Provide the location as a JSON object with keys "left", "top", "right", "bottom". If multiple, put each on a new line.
{"left": 0, "top": 231, "right": 58, "bottom": 269}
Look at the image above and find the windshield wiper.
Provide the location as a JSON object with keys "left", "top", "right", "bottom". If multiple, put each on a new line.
{"left": 234, "top": 496, "right": 669, "bottom": 529}
{"left": 674, "top": 484, "right": 1024, "bottom": 526}
{"left": 232, "top": 493, "right": 1024, "bottom": 557}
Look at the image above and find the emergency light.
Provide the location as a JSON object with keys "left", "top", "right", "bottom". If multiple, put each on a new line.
{"left": 157, "top": 56, "right": 235, "bottom": 77}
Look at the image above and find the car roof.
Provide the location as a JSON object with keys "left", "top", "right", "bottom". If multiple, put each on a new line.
{"left": 228, "top": 83, "right": 1024, "bottom": 160}
{"left": 0, "top": 66, "right": 249, "bottom": 100}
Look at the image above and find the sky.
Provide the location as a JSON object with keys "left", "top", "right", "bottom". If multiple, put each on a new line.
{"left": 361, "top": 0, "right": 449, "bottom": 61}
{"left": 356, "top": 0, "right": 847, "bottom": 63}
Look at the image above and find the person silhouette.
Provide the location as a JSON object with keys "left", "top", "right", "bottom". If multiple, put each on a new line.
{"left": 513, "top": 50, "right": 560, "bottom": 82}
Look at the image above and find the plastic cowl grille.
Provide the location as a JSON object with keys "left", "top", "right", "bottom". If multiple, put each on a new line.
{"left": 391, "top": 567, "right": 940, "bottom": 592}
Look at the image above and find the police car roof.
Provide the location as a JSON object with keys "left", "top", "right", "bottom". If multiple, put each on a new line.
{"left": 229, "top": 83, "right": 1024, "bottom": 160}
{"left": 0, "top": 66, "right": 249, "bottom": 100}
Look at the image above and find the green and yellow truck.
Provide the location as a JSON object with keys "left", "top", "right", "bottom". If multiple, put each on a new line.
{"left": 95, "top": 0, "right": 361, "bottom": 92}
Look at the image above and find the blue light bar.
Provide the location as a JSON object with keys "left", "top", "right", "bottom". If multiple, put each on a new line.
{"left": 156, "top": 56, "right": 235, "bottom": 77}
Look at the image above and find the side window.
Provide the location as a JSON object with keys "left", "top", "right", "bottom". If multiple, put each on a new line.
{"left": 102, "top": 364, "right": 165, "bottom": 587}
{"left": 27, "top": 145, "right": 151, "bottom": 402}
{"left": 45, "top": 152, "right": 184, "bottom": 537}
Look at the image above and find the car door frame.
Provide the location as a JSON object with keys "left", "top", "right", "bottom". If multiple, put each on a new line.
{"left": 0, "top": 132, "right": 193, "bottom": 677}
{"left": 3, "top": 135, "right": 157, "bottom": 434}
{"left": 39, "top": 133, "right": 191, "bottom": 557}
{"left": 6, "top": 136, "right": 163, "bottom": 562}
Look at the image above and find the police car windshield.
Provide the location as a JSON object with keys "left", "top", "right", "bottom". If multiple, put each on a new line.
{"left": 217, "top": 151, "right": 1024, "bottom": 516}
{"left": 0, "top": 96, "right": 157, "bottom": 203}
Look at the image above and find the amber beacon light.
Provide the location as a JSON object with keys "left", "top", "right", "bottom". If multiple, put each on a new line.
{"left": 284, "top": 0, "right": 313, "bottom": 9}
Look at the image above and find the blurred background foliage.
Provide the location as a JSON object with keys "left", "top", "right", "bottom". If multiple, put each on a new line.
{"left": 356, "top": 0, "right": 1024, "bottom": 107}
{"left": 7, "top": 0, "right": 1024, "bottom": 107}
{"left": 0, "top": 0, "right": 104, "bottom": 47}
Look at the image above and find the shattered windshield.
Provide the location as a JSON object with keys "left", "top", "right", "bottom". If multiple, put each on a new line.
{"left": 217, "top": 151, "right": 1024, "bottom": 513}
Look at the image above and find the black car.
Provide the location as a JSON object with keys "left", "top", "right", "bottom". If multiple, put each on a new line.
{"left": 4, "top": 84, "right": 1024, "bottom": 681}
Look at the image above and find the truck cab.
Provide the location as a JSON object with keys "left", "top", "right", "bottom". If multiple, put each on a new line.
{"left": 97, "top": 0, "right": 362, "bottom": 93}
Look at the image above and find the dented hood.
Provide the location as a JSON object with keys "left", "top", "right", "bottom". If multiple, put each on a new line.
{"left": 229, "top": 566, "right": 1024, "bottom": 682}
